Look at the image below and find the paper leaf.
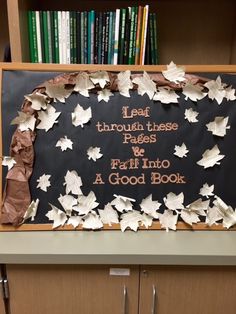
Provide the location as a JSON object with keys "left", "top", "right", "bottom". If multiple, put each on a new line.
{"left": 97, "top": 89, "right": 114, "bottom": 102}
{"left": 163, "top": 192, "right": 184, "bottom": 211}
{"left": 56, "top": 136, "right": 73, "bottom": 151}
{"left": 180, "top": 209, "right": 200, "bottom": 226}
{"left": 182, "top": 83, "right": 207, "bottom": 102}
{"left": 2, "top": 156, "right": 16, "bottom": 170}
{"left": 71, "top": 104, "right": 92, "bottom": 128}
{"left": 23, "top": 199, "right": 39, "bottom": 221}
{"left": 206, "top": 116, "right": 230, "bottom": 137}
{"left": 98, "top": 203, "right": 119, "bottom": 226}
{"left": 199, "top": 183, "right": 214, "bottom": 198}
{"left": 132, "top": 71, "right": 156, "bottom": 100}
{"left": 140, "top": 194, "right": 161, "bottom": 218}
{"left": 46, "top": 203, "right": 67, "bottom": 229}
{"left": 117, "top": 70, "right": 133, "bottom": 97}
{"left": 90, "top": 71, "right": 110, "bottom": 88}
{"left": 82, "top": 212, "right": 103, "bottom": 230}
{"left": 184, "top": 108, "right": 199, "bottom": 123}
{"left": 45, "top": 82, "right": 72, "bottom": 103}
{"left": 174, "top": 143, "right": 189, "bottom": 158}
{"left": 225, "top": 86, "right": 236, "bottom": 101}
{"left": 87, "top": 146, "right": 103, "bottom": 161}
{"left": 67, "top": 215, "right": 82, "bottom": 228}
{"left": 37, "top": 104, "right": 61, "bottom": 132}
{"left": 204, "top": 76, "right": 225, "bottom": 105}
{"left": 197, "top": 145, "right": 225, "bottom": 169}
{"left": 111, "top": 194, "right": 135, "bottom": 213}
{"left": 158, "top": 209, "right": 178, "bottom": 232}
{"left": 205, "top": 206, "right": 223, "bottom": 226}
{"left": 74, "top": 72, "right": 94, "bottom": 97}
{"left": 58, "top": 194, "right": 78, "bottom": 216}
{"left": 162, "top": 61, "right": 186, "bottom": 83}
{"left": 153, "top": 87, "right": 179, "bottom": 104}
{"left": 186, "top": 198, "right": 210, "bottom": 216}
{"left": 120, "top": 210, "right": 143, "bottom": 232}
{"left": 140, "top": 213, "right": 153, "bottom": 229}
{"left": 63, "top": 170, "right": 83, "bottom": 195}
{"left": 75, "top": 191, "right": 99, "bottom": 215}
{"left": 25, "top": 92, "right": 48, "bottom": 110}
{"left": 36, "top": 174, "right": 51, "bottom": 192}
{"left": 222, "top": 207, "right": 236, "bottom": 229}
{"left": 11, "top": 111, "right": 36, "bottom": 131}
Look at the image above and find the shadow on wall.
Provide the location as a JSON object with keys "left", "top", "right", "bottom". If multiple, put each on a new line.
{"left": 3, "top": 44, "right": 11, "bottom": 62}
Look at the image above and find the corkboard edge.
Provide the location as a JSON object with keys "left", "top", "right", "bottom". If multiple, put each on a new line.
{"left": 1, "top": 63, "right": 236, "bottom": 232}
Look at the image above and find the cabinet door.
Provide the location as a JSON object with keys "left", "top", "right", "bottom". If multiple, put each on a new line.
{"left": 7, "top": 265, "right": 139, "bottom": 314}
{"left": 0, "top": 289, "right": 5, "bottom": 314}
{"left": 139, "top": 266, "right": 236, "bottom": 314}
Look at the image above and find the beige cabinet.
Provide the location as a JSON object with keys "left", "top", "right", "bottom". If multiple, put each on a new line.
{"left": 139, "top": 266, "right": 236, "bottom": 314}
{"left": 7, "top": 265, "right": 139, "bottom": 314}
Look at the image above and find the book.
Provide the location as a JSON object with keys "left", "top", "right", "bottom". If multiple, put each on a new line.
{"left": 153, "top": 13, "right": 158, "bottom": 64}
{"left": 76, "top": 11, "right": 81, "bottom": 64}
{"left": 135, "top": 6, "right": 143, "bottom": 65}
{"left": 47, "top": 11, "right": 53, "bottom": 63}
{"left": 53, "top": 11, "right": 59, "bottom": 63}
{"left": 72, "top": 11, "right": 77, "bottom": 64}
{"left": 140, "top": 5, "right": 149, "bottom": 65}
{"left": 113, "top": 8, "right": 120, "bottom": 65}
{"left": 132, "top": 6, "right": 138, "bottom": 64}
{"left": 29, "top": 11, "right": 38, "bottom": 63}
{"left": 118, "top": 8, "right": 126, "bottom": 64}
{"left": 58, "top": 11, "right": 63, "bottom": 64}
{"left": 42, "top": 11, "right": 49, "bottom": 63}
{"left": 35, "top": 11, "right": 42, "bottom": 63}
{"left": 123, "top": 7, "right": 131, "bottom": 64}
{"left": 70, "top": 11, "right": 74, "bottom": 64}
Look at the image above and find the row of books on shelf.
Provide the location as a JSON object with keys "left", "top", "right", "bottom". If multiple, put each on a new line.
{"left": 28, "top": 5, "right": 158, "bottom": 65}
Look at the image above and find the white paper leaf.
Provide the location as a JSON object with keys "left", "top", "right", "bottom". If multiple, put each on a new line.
{"left": 163, "top": 192, "right": 184, "bottom": 211}
{"left": 111, "top": 194, "right": 135, "bottom": 213}
{"left": 67, "top": 215, "right": 82, "bottom": 228}
{"left": 204, "top": 76, "right": 225, "bottom": 105}
{"left": 174, "top": 143, "right": 189, "bottom": 158}
{"left": 46, "top": 203, "right": 68, "bottom": 229}
{"left": 37, "top": 104, "right": 61, "bottom": 132}
{"left": 56, "top": 136, "right": 73, "bottom": 151}
{"left": 25, "top": 92, "right": 48, "bottom": 110}
{"left": 74, "top": 72, "right": 94, "bottom": 97}
{"left": 36, "top": 174, "right": 51, "bottom": 192}
{"left": 2, "top": 156, "right": 16, "bottom": 170}
{"left": 186, "top": 198, "right": 210, "bottom": 216}
{"left": 98, "top": 203, "right": 119, "bottom": 226}
{"left": 199, "top": 183, "right": 214, "bottom": 198}
{"left": 184, "top": 108, "right": 199, "bottom": 123}
{"left": 97, "top": 89, "right": 114, "bottom": 102}
{"left": 90, "top": 71, "right": 110, "bottom": 88}
{"left": 140, "top": 213, "right": 153, "bottom": 229}
{"left": 11, "top": 111, "right": 36, "bottom": 131}
{"left": 205, "top": 206, "right": 223, "bottom": 226}
{"left": 197, "top": 145, "right": 225, "bottom": 169}
{"left": 158, "top": 209, "right": 178, "bottom": 232}
{"left": 117, "top": 70, "right": 133, "bottom": 97}
{"left": 87, "top": 146, "right": 103, "bottom": 161}
{"left": 58, "top": 194, "right": 78, "bottom": 216}
{"left": 162, "top": 61, "right": 186, "bottom": 83}
{"left": 140, "top": 194, "right": 161, "bottom": 218}
{"left": 45, "top": 82, "right": 72, "bottom": 103}
{"left": 63, "top": 170, "right": 83, "bottom": 195}
{"left": 23, "top": 199, "right": 39, "bottom": 221}
{"left": 225, "top": 86, "right": 236, "bottom": 101}
{"left": 132, "top": 71, "right": 156, "bottom": 100}
{"left": 82, "top": 212, "right": 103, "bottom": 230}
{"left": 75, "top": 191, "right": 99, "bottom": 215}
{"left": 153, "top": 87, "right": 179, "bottom": 104}
{"left": 120, "top": 210, "right": 143, "bottom": 232}
{"left": 180, "top": 209, "right": 200, "bottom": 226}
{"left": 206, "top": 116, "right": 230, "bottom": 137}
{"left": 182, "top": 83, "right": 207, "bottom": 102}
{"left": 71, "top": 104, "right": 92, "bottom": 128}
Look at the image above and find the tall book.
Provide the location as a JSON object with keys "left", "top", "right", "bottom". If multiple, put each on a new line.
{"left": 118, "top": 8, "right": 126, "bottom": 64}
{"left": 35, "top": 11, "right": 42, "bottom": 63}
{"left": 58, "top": 11, "right": 63, "bottom": 64}
{"left": 135, "top": 6, "right": 143, "bottom": 65}
{"left": 47, "top": 11, "right": 53, "bottom": 63}
{"left": 28, "top": 11, "right": 38, "bottom": 63}
{"left": 113, "top": 9, "right": 120, "bottom": 65}
{"left": 140, "top": 5, "right": 149, "bottom": 65}
{"left": 42, "top": 11, "right": 50, "bottom": 63}
{"left": 123, "top": 7, "right": 131, "bottom": 64}
{"left": 76, "top": 11, "right": 81, "bottom": 64}
{"left": 153, "top": 13, "right": 158, "bottom": 64}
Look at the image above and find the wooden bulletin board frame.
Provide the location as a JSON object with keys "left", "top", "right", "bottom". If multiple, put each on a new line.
{"left": 1, "top": 62, "right": 236, "bottom": 232}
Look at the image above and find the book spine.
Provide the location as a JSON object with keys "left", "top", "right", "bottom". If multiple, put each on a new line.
{"left": 87, "top": 11, "right": 91, "bottom": 64}
{"left": 111, "top": 11, "right": 116, "bottom": 64}
{"left": 35, "top": 11, "right": 42, "bottom": 63}
{"left": 90, "top": 10, "right": 95, "bottom": 64}
{"left": 98, "top": 12, "right": 103, "bottom": 64}
{"left": 123, "top": 7, "right": 130, "bottom": 64}
{"left": 50, "top": 11, "right": 55, "bottom": 63}
{"left": 73, "top": 11, "right": 77, "bottom": 63}
{"left": 104, "top": 12, "right": 109, "bottom": 64}
{"left": 145, "top": 13, "right": 150, "bottom": 65}
{"left": 94, "top": 12, "right": 99, "bottom": 64}
{"left": 47, "top": 11, "right": 53, "bottom": 63}
{"left": 58, "top": 11, "right": 63, "bottom": 64}
{"left": 84, "top": 11, "right": 88, "bottom": 64}
{"left": 128, "top": 7, "right": 135, "bottom": 65}
{"left": 140, "top": 5, "right": 149, "bottom": 65}
{"left": 76, "top": 12, "right": 81, "bottom": 64}
{"left": 70, "top": 11, "right": 74, "bottom": 64}
{"left": 153, "top": 13, "right": 158, "bottom": 65}
{"left": 101, "top": 12, "right": 106, "bottom": 64}
{"left": 66, "top": 11, "right": 70, "bottom": 64}
{"left": 149, "top": 13, "right": 155, "bottom": 65}
{"left": 132, "top": 6, "right": 138, "bottom": 65}
{"left": 31, "top": 11, "right": 39, "bottom": 62}
{"left": 118, "top": 8, "right": 126, "bottom": 64}
{"left": 113, "top": 9, "right": 120, "bottom": 65}
{"left": 135, "top": 6, "right": 143, "bottom": 65}
{"left": 28, "top": 11, "right": 34, "bottom": 62}
{"left": 53, "top": 11, "right": 59, "bottom": 63}
{"left": 42, "top": 11, "right": 49, "bottom": 63}
{"left": 80, "top": 12, "right": 84, "bottom": 64}
{"left": 107, "top": 11, "right": 113, "bottom": 64}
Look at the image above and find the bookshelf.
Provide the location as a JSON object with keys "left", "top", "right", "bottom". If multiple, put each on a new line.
{"left": 0, "top": 1, "right": 9, "bottom": 62}
{"left": 5, "top": 0, "right": 236, "bottom": 64}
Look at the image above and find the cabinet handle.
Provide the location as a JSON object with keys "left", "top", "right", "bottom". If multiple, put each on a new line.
{"left": 3, "top": 279, "right": 9, "bottom": 299}
{"left": 123, "top": 285, "right": 127, "bottom": 314}
{"left": 151, "top": 285, "right": 156, "bottom": 314}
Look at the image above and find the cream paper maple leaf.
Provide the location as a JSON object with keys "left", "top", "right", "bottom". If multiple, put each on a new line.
{"left": 174, "top": 143, "right": 189, "bottom": 158}
{"left": 120, "top": 210, "right": 143, "bottom": 232}
{"left": 97, "top": 89, "right": 114, "bottom": 102}
{"left": 25, "top": 92, "right": 48, "bottom": 110}
{"left": 140, "top": 194, "right": 161, "bottom": 218}
{"left": 74, "top": 72, "right": 94, "bottom": 97}
{"left": 74, "top": 191, "right": 99, "bottom": 215}
{"left": 132, "top": 71, "right": 156, "bottom": 100}
{"left": 56, "top": 136, "right": 73, "bottom": 151}
{"left": 205, "top": 206, "right": 223, "bottom": 226}
{"left": 2, "top": 156, "right": 16, "bottom": 170}
{"left": 206, "top": 116, "right": 230, "bottom": 137}
{"left": 140, "top": 213, "right": 153, "bottom": 229}
{"left": 199, "top": 183, "right": 214, "bottom": 198}
{"left": 71, "top": 104, "right": 92, "bottom": 127}
{"left": 184, "top": 108, "right": 199, "bottom": 123}
{"left": 98, "top": 203, "right": 119, "bottom": 226}
{"left": 180, "top": 210, "right": 200, "bottom": 226}
{"left": 111, "top": 194, "right": 135, "bottom": 213}
{"left": 58, "top": 194, "right": 78, "bottom": 216}
{"left": 158, "top": 210, "right": 178, "bottom": 232}
{"left": 213, "top": 196, "right": 236, "bottom": 229}
{"left": 36, "top": 174, "right": 51, "bottom": 192}
{"left": 153, "top": 87, "right": 179, "bottom": 104}
{"left": 163, "top": 192, "right": 184, "bottom": 211}
{"left": 89, "top": 71, "right": 110, "bottom": 88}
{"left": 63, "top": 170, "right": 83, "bottom": 195}
{"left": 87, "top": 146, "right": 103, "bottom": 161}
{"left": 67, "top": 215, "right": 82, "bottom": 228}
{"left": 37, "top": 104, "right": 61, "bottom": 132}
{"left": 117, "top": 70, "right": 133, "bottom": 97}
{"left": 197, "top": 145, "right": 225, "bottom": 169}
{"left": 186, "top": 198, "right": 210, "bottom": 216}
{"left": 82, "top": 211, "right": 103, "bottom": 230}
{"left": 204, "top": 76, "right": 225, "bottom": 105}
{"left": 23, "top": 199, "right": 39, "bottom": 222}
{"left": 182, "top": 83, "right": 207, "bottom": 102}
{"left": 46, "top": 204, "right": 68, "bottom": 229}
{"left": 225, "top": 86, "right": 236, "bottom": 101}
{"left": 45, "top": 82, "right": 72, "bottom": 103}
{"left": 162, "top": 61, "right": 186, "bottom": 84}
{"left": 11, "top": 111, "right": 36, "bottom": 131}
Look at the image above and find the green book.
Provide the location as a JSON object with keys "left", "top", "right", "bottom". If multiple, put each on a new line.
{"left": 50, "top": 11, "right": 55, "bottom": 63}
{"left": 132, "top": 7, "right": 138, "bottom": 64}
{"left": 53, "top": 11, "right": 59, "bottom": 63}
{"left": 87, "top": 11, "right": 92, "bottom": 64}
{"left": 128, "top": 7, "right": 135, "bottom": 65}
{"left": 107, "top": 11, "right": 113, "bottom": 64}
{"left": 29, "top": 11, "right": 38, "bottom": 63}
{"left": 28, "top": 11, "right": 34, "bottom": 62}
{"left": 42, "top": 11, "right": 49, "bottom": 63}
{"left": 80, "top": 12, "right": 84, "bottom": 64}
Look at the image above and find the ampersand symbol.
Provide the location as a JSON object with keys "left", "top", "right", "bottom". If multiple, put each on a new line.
{"left": 132, "top": 146, "right": 145, "bottom": 157}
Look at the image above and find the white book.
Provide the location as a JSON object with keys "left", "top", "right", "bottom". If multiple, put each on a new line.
{"left": 66, "top": 11, "right": 70, "bottom": 64}
{"left": 113, "top": 9, "right": 120, "bottom": 65}
{"left": 141, "top": 5, "right": 149, "bottom": 65}
{"left": 58, "top": 11, "right": 63, "bottom": 64}
{"left": 35, "top": 11, "right": 42, "bottom": 63}
{"left": 61, "top": 11, "right": 67, "bottom": 64}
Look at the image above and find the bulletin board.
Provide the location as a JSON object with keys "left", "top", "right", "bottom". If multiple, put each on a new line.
{"left": 1, "top": 63, "right": 236, "bottom": 231}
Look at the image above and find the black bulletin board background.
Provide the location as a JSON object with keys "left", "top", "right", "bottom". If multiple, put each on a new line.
{"left": 2, "top": 70, "right": 236, "bottom": 225}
